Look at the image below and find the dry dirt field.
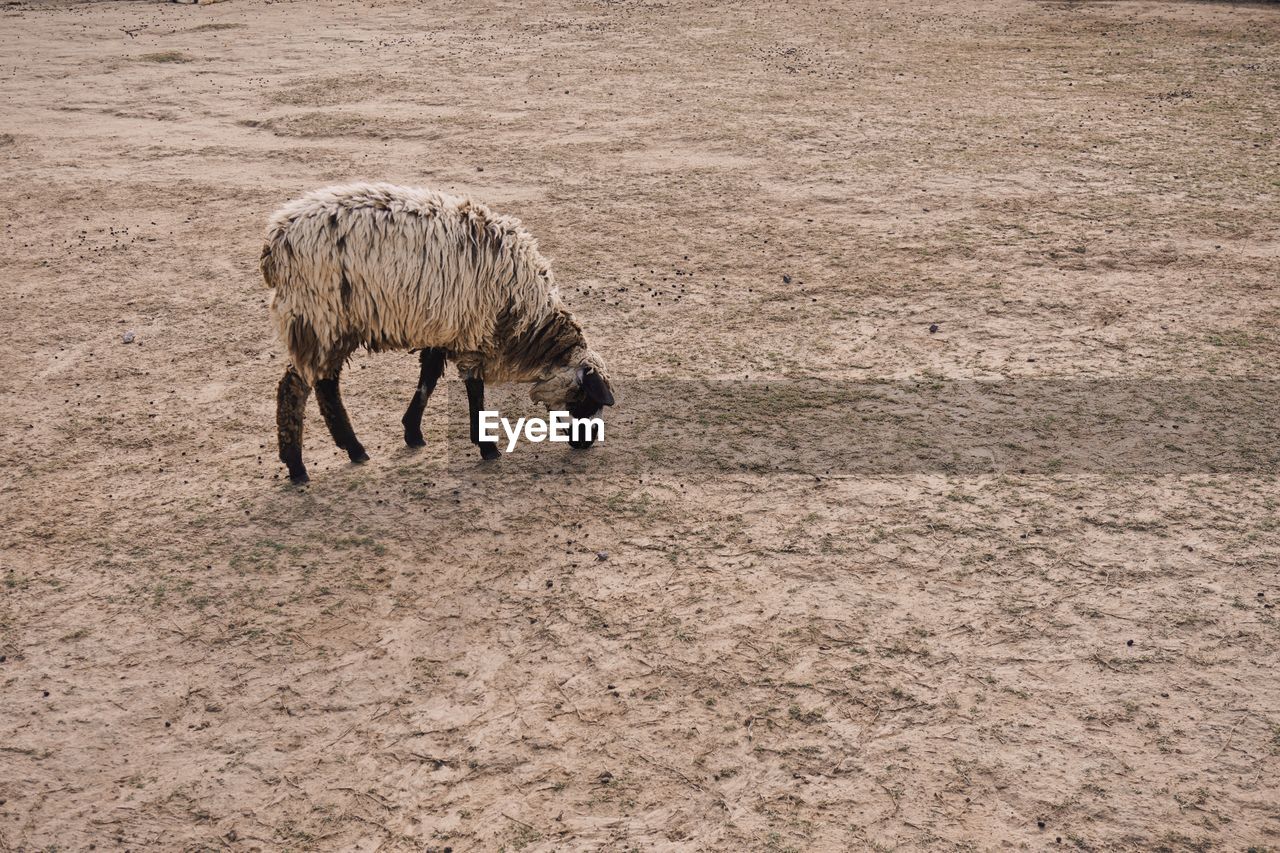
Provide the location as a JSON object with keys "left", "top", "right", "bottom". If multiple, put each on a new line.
{"left": 2, "top": 0, "right": 1279, "bottom": 850}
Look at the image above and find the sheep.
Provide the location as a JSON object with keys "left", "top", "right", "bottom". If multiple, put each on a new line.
{"left": 261, "top": 182, "right": 615, "bottom": 484}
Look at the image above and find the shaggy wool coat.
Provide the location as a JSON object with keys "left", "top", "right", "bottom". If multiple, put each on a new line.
{"left": 261, "top": 183, "right": 604, "bottom": 389}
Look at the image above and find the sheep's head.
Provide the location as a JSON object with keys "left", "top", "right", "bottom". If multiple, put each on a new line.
{"left": 529, "top": 351, "right": 615, "bottom": 448}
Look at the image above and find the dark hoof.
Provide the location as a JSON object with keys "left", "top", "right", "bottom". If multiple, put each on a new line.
{"left": 282, "top": 449, "right": 308, "bottom": 484}
{"left": 348, "top": 445, "right": 369, "bottom": 464}
{"left": 479, "top": 444, "right": 501, "bottom": 461}
{"left": 568, "top": 439, "right": 595, "bottom": 450}
{"left": 404, "top": 430, "right": 426, "bottom": 449}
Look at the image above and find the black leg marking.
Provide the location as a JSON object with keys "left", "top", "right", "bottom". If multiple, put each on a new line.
{"left": 315, "top": 371, "right": 368, "bottom": 464}
{"left": 402, "top": 348, "right": 446, "bottom": 448}
{"left": 276, "top": 366, "right": 312, "bottom": 484}
{"left": 465, "top": 376, "right": 500, "bottom": 460}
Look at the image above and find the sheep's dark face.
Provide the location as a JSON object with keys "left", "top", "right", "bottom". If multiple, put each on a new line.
{"left": 529, "top": 362, "right": 615, "bottom": 449}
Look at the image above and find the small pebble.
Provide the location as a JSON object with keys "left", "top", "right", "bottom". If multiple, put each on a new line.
{"left": 1126, "top": 639, "right": 1134, "bottom": 647}
{"left": 122, "top": 331, "right": 136, "bottom": 344}
{"left": 782, "top": 274, "right": 792, "bottom": 284}
{"left": 929, "top": 323, "right": 939, "bottom": 334}
{"left": 597, "top": 551, "right": 609, "bottom": 561}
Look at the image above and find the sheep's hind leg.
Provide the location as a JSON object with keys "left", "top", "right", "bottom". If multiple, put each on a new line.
{"left": 277, "top": 366, "right": 312, "bottom": 484}
{"left": 315, "top": 367, "right": 369, "bottom": 464}
{"left": 402, "top": 348, "right": 446, "bottom": 448}
{"left": 465, "top": 376, "right": 501, "bottom": 460}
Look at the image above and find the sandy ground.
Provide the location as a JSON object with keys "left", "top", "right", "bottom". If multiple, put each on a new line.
{"left": 2, "top": 0, "right": 1279, "bottom": 850}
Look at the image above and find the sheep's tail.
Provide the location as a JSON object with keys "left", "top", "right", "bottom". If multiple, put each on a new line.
{"left": 260, "top": 237, "right": 281, "bottom": 289}
{"left": 261, "top": 235, "right": 324, "bottom": 386}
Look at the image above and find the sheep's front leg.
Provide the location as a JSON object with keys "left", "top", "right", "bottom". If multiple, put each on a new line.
{"left": 402, "top": 348, "right": 446, "bottom": 448}
{"left": 277, "top": 366, "right": 312, "bottom": 484}
{"left": 464, "top": 376, "right": 501, "bottom": 460}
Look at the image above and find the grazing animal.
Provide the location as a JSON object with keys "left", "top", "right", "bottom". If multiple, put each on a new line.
{"left": 261, "top": 183, "right": 615, "bottom": 484}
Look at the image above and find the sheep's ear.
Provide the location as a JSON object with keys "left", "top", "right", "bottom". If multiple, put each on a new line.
{"left": 577, "top": 367, "right": 615, "bottom": 407}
